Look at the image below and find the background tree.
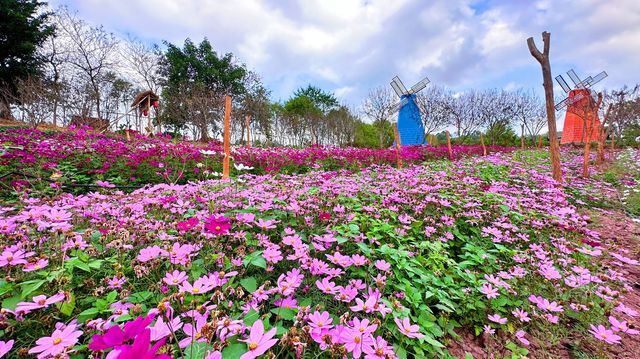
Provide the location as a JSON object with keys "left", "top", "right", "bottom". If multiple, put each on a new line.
{"left": 159, "top": 38, "right": 246, "bottom": 140}
{"left": 414, "top": 85, "right": 452, "bottom": 141}
{"left": 0, "top": 0, "right": 54, "bottom": 118}
{"left": 361, "top": 86, "right": 395, "bottom": 147}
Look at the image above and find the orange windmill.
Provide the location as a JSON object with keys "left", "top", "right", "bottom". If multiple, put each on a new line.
{"left": 555, "top": 69, "right": 607, "bottom": 144}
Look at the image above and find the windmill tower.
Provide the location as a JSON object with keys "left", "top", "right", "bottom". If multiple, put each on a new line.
{"left": 555, "top": 69, "right": 607, "bottom": 144}
{"left": 389, "top": 75, "right": 430, "bottom": 145}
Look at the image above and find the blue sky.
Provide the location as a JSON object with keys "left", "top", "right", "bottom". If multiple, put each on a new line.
{"left": 49, "top": 0, "right": 639, "bottom": 111}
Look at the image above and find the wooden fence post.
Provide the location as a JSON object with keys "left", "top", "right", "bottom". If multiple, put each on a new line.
{"left": 245, "top": 115, "right": 251, "bottom": 147}
{"left": 393, "top": 122, "right": 402, "bottom": 169}
{"left": 480, "top": 133, "right": 487, "bottom": 156}
{"left": 223, "top": 95, "right": 231, "bottom": 180}
{"left": 446, "top": 131, "right": 453, "bottom": 159}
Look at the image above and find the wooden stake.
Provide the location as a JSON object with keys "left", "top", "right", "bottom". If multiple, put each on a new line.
{"left": 480, "top": 133, "right": 487, "bottom": 156}
{"left": 125, "top": 129, "right": 130, "bottom": 141}
{"left": 245, "top": 115, "right": 251, "bottom": 147}
{"left": 597, "top": 104, "right": 613, "bottom": 166}
{"left": 223, "top": 95, "right": 231, "bottom": 180}
{"left": 393, "top": 122, "right": 402, "bottom": 169}
{"left": 538, "top": 135, "right": 542, "bottom": 148}
{"left": 146, "top": 95, "right": 152, "bottom": 136}
{"left": 446, "top": 131, "right": 453, "bottom": 160}
{"left": 527, "top": 31, "right": 562, "bottom": 184}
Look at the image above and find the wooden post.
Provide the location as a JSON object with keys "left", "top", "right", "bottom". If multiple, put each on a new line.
{"left": 597, "top": 104, "right": 613, "bottom": 166}
{"left": 146, "top": 95, "right": 152, "bottom": 136}
{"left": 446, "top": 131, "right": 453, "bottom": 160}
{"left": 527, "top": 32, "right": 562, "bottom": 184}
{"left": 582, "top": 93, "right": 602, "bottom": 178}
{"left": 480, "top": 133, "right": 487, "bottom": 156}
{"left": 223, "top": 95, "right": 231, "bottom": 180}
{"left": 393, "top": 122, "right": 402, "bottom": 169}
{"left": 245, "top": 115, "right": 251, "bottom": 147}
{"left": 156, "top": 102, "right": 162, "bottom": 134}
{"left": 125, "top": 129, "right": 130, "bottom": 141}
{"left": 537, "top": 135, "right": 542, "bottom": 148}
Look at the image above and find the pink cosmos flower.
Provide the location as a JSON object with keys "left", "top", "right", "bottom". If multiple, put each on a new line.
{"left": 615, "top": 303, "right": 638, "bottom": 317}
{"left": 488, "top": 314, "right": 507, "bottom": 325}
{"left": 255, "top": 218, "right": 279, "bottom": 230}
{"left": 315, "top": 277, "right": 337, "bottom": 294}
{"left": 609, "top": 316, "right": 639, "bottom": 334}
{"left": 239, "top": 320, "right": 278, "bottom": 359}
{"left": 0, "top": 340, "right": 13, "bottom": 358}
{"left": 29, "top": 321, "right": 83, "bottom": 358}
{"left": 589, "top": 324, "right": 622, "bottom": 344}
{"left": 394, "top": 317, "right": 424, "bottom": 339}
{"left": 176, "top": 217, "right": 199, "bottom": 232}
{"left": 0, "top": 249, "right": 29, "bottom": 267}
{"left": 179, "top": 277, "right": 213, "bottom": 295}
{"left": 483, "top": 325, "right": 495, "bottom": 334}
{"left": 374, "top": 260, "right": 390, "bottom": 271}
{"left": 479, "top": 283, "right": 499, "bottom": 299}
{"left": 108, "top": 276, "right": 126, "bottom": 289}
{"left": 16, "top": 292, "right": 66, "bottom": 314}
{"left": 262, "top": 247, "right": 283, "bottom": 263}
{"left": 308, "top": 311, "right": 333, "bottom": 331}
{"left": 340, "top": 325, "right": 374, "bottom": 359}
{"left": 515, "top": 330, "right": 530, "bottom": 346}
{"left": 216, "top": 317, "right": 244, "bottom": 341}
{"left": 163, "top": 270, "right": 188, "bottom": 286}
{"left": 512, "top": 308, "right": 530, "bottom": 322}
{"left": 23, "top": 258, "right": 49, "bottom": 272}
{"left": 204, "top": 215, "right": 231, "bottom": 235}
{"left": 363, "top": 336, "right": 395, "bottom": 359}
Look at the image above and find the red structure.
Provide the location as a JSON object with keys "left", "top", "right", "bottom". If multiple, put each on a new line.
{"left": 561, "top": 89, "right": 603, "bottom": 144}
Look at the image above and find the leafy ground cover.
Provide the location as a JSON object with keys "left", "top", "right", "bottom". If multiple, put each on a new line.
{"left": 0, "top": 127, "right": 513, "bottom": 199}
{"left": 0, "top": 144, "right": 638, "bottom": 358}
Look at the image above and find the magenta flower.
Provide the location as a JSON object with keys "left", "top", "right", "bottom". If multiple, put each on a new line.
{"left": 29, "top": 321, "right": 83, "bottom": 358}
{"left": 340, "top": 326, "right": 374, "bottom": 359}
{"left": 239, "top": 320, "right": 278, "bottom": 359}
{"left": 16, "top": 292, "right": 66, "bottom": 314}
{"left": 479, "top": 283, "right": 499, "bottom": 299}
{"left": 374, "top": 260, "right": 390, "bottom": 271}
{"left": 609, "top": 316, "right": 639, "bottom": 334}
{"left": 163, "top": 270, "right": 188, "bottom": 286}
{"left": 589, "top": 324, "right": 622, "bottom": 344}
{"left": 394, "top": 317, "right": 424, "bottom": 339}
{"left": 515, "top": 330, "right": 530, "bottom": 346}
{"left": 176, "top": 217, "right": 199, "bottom": 232}
{"left": 512, "top": 308, "right": 530, "bottom": 322}
{"left": 488, "top": 314, "right": 507, "bottom": 325}
{"left": 89, "top": 314, "right": 155, "bottom": 351}
{"left": 363, "top": 336, "right": 395, "bottom": 359}
{"left": 0, "top": 340, "right": 14, "bottom": 358}
{"left": 204, "top": 215, "right": 231, "bottom": 235}
{"left": 315, "top": 277, "right": 337, "bottom": 294}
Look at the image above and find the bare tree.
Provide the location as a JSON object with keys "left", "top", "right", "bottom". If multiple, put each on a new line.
{"left": 361, "top": 86, "right": 395, "bottom": 147}
{"left": 3, "top": 76, "right": 55, "bottom": 128}
{"left": 511, "top": 90, "right": 546, "bottom": 145}
{"left": 57, "top": 7, "right": 118, "bottom": 121}
{"left": 414, "top": 85, "right": 451, "bottom": 140}
{"left": 527, "top": 31, "right": 562, "bottom": 183}
{"left": 121, "top": 36, "right": 162, "bottom": 93}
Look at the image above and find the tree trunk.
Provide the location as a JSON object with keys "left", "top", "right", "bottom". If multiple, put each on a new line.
{"left": 521, "top": 124, "right": 525, "bottom": 149}
{"left": 446, "top": 131, "right": 453, "bottom": 160}
{"left": 527, "top": 32, "right": 562, "bottom": 184}
{"left": 393, "top": 122, "right": 402, "bottom": 169}
{"left": 0, "top": 95, "right": 13, "bottom": 120}
{"left": 480, "top": 133, "right": 487, "bottom": 156}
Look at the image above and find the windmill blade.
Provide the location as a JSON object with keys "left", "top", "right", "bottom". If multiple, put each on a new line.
{"left": 390, "top": 80, "right": 404, "bottom": 98}
{"left": 392, "top": 76, "right": 408, "bottom": 95}
{"left": 576, "top": 76, "right": 593, "bottom": 89}
{"left": 389, "top": 98, "right": 409, "bottom": 114}
{"left": 409, "top": 76, "right": 430, "bottom": 94}
{"left": 555, "top": 75, "right": 571, "bottom": 93}
{"left": 554, "top": 93, "right": 585, "bottom": 110}
{"left": 587, "top": 71, "right": 608, "bottom": 87}
{"left": 567, "top": 69, "right": 582, "bottom": 87}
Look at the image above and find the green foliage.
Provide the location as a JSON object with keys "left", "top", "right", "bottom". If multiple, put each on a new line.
{"left": 293, "top": 85, "right": 338, "bottom": 114}
{"left": 0, "top": 0, "right": 54, "bottom": 116}
{"left": 485, "top": 121, "right": 518, "bottom": 146}
{"left": 353, "top": 121, "right": 381, "bottom": 148}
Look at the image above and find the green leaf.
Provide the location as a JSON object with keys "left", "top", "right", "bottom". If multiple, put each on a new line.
{"left": 1, "top": 295, "right": 21, "bottom": 311}
{"left": 240, "top": 277, "right": 257, "bottom": 293}
{"left": 243, "top": 309, "right": 260, "bottom": 327}
{"left": 243, "top": 251, "right": 266, "bottom": 269}
{"left": 77, "top": 307, "right": 99, "bottom": 322}
{"left": 20, "top": 279, "right": 46, "bottom": 298}
{"left": 58, "top": 292, "right": 76, "bottom": 316}
{"left": 394, "top": 345, "right": 407, "bottom": 359}
{"left": 106, "top": 290, "right": 118, "bottom": 303}
{"left": 184, "top": 342, "right": 210, "bottom": 359}
{"left": 128, "top": 291, "right": 153, "bottom": 303}
{"left": 221, "top": 343, "right": 247, "bottom": 359}
{"left": 270, "top": 307, "right": 296, "bottom": 321}
{"left": 423, "top": 334, "right": 445, "bottom": 348}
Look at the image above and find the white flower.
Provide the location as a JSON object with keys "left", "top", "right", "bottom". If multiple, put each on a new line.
{"left": 196, "top": 162, "right": 204, "bottom": 168}
{"left": 233, "top": 163, "right": 254, "bottom": 171}
{"left": 200, "top": 150, "right": 217, "bottom": 155}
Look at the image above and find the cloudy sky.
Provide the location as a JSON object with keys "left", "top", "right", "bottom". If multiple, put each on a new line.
{"left": 49, "top": 0, "right": 639, "bottom": 109}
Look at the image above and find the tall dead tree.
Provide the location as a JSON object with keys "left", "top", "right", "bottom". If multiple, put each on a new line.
{"left": 527, "top": 31, "right": 562, "bottom": 183}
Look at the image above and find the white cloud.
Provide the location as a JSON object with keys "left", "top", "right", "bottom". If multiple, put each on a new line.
{"left": 49, "top": 0, "right": 640, "bottom": 107}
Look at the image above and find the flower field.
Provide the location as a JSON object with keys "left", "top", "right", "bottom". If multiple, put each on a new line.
{"left": 0, "top": 127, "right": 513, "bottom": 198}
{"left": 0, "top": 131, "right": 639, "bottom": 358}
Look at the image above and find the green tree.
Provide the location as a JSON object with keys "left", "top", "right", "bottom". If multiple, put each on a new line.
{"left": 0, "top": 0, "right": 54, "bottom": 118}
{"left": 159, "top": 38, "right": 246, "bottom": 139}
{"left": 353, "top": 121, "right": 381, "bottom": 148}
{"left": 283, "top": 94, "right": 322, "bottom": 145}
{"left": 485, "top": 121, "right": 518, "bottom": 146}
{"left": 293, "top": 85, "right": 338, "bottom": 114}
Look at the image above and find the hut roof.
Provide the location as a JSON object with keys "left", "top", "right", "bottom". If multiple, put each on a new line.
{"left": 131, "top": 90, "right": 159, "bottom": 109}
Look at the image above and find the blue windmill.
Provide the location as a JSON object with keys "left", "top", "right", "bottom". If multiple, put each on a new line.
{"left": 389, "top": 75, "right": 430, "bottom": 145}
